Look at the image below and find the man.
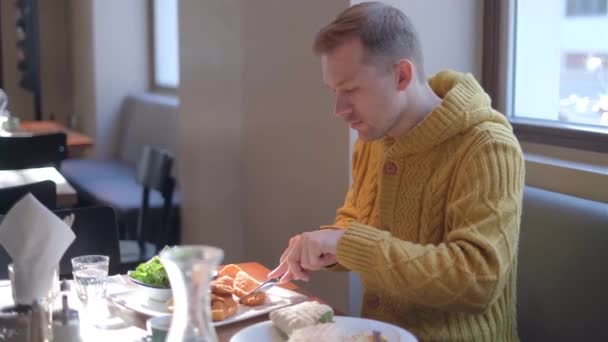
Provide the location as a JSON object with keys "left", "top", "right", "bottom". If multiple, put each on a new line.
{"left": 269, "top": 2, "right": 523, "bottom": 341}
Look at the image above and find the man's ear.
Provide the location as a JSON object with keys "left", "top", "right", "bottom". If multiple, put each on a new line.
{"left": 396, "top": 59, "right": 414, "bottom": 91}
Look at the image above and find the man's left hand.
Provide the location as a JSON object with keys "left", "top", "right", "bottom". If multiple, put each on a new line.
{"left": 268, "top": 228, "right": 345, "bottom": 283}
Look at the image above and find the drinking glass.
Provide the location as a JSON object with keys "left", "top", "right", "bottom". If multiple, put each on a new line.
{"left": 70, "top": 255, "right": 109, "bottom": 305}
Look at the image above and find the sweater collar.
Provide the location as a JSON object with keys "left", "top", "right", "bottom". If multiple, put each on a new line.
{"left": 384, "top": 70, "right": 501, "bottom": 157}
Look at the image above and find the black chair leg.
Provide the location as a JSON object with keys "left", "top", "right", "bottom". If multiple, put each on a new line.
{"left": 137, "top": 188, "right": 150, "bottom": 261}
{"left": 156, "top": 189, "right": 174, "bottom": 253}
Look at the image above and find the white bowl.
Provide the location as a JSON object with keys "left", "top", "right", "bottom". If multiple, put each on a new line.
{"left": 127, "top": 272, "right": 172, "bottom": 302}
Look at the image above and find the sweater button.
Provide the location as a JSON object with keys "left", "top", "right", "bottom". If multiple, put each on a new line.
{"left": 383, "top": 161, "right": 397, "bottom": 175}
{"left": 366, "top": 294, "right": 380, "bottom": 309}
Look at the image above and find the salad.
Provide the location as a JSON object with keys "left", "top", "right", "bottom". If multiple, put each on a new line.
{"left": 129, "top": 255, "right": 170, "bottom": 288}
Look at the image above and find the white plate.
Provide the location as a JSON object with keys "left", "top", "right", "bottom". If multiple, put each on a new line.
{"left": 107, "top": 286, "right": 308, "bottom": 327}
{"left": 230, "top": 316, "right": 418, "bottom": 342}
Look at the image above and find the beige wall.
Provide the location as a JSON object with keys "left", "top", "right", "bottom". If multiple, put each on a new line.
{"left": 177, "top": 0, "right": 246, "bottom": 262}
{"left": 0, "top": 0, "right": 72, "bottom": 122}
{"left": 91, "top": 0, "right": 149, "bottom": 158}
{"left": 70, "top": 0, "right": 96, "bottom": 143}
{"left": 70, "top": 0, "right": 149, "bottom": 158}
{"left": 178, "top": 0, "right": 351, "bottom": 310}
{"left": 240, "top": 0, "right": 351, "bottom": 313}
{"left": 352, "top": 0, "right": 483, "bottom": 78}
{"left": 39, "top": 0, "right": 73, "bottom": 124}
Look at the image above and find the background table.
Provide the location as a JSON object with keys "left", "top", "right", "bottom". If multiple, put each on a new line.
{"left": 0, "top": 166, "right": 77, "bottom": 207}
{"left": 3, "top": 120, "right": 93, "bottom": 157}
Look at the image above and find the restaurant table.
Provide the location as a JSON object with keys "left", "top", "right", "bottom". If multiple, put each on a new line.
{"left": 0, "top": 166, "right": 77, "bottom": 207}
{"left": 0, "top": 262, "right": 328, "bottom": 342}
{"left": 2, "top": 120, "right": 93, "bottom": 157}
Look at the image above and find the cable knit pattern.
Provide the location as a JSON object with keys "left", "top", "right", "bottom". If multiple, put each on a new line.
{"left": 330, "top": 70, "right": 524, "bottom": 341}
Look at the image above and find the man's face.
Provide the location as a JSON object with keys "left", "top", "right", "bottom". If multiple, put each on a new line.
{"left": 322, "top": 38, "right": 403, "bottom": 141}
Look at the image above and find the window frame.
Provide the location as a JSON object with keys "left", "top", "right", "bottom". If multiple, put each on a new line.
{"left": 565, "top": 0, "right": 608, "bottom": 17}
{"left": 482, "top": 0, "right": 608, "bottom": 153}
{"left": 148, "top": 0, "right": 179, "bottom": 94}
{"left": 0, "top": 8, "right": 3, "bottom": 89}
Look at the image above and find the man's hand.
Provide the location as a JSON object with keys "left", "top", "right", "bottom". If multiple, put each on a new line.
{"left": 268, "top": 229, "right": 345, "bottom": 283}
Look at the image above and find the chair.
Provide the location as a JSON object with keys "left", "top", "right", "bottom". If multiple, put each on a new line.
{"left": 55, "top": 206, "right": 121, "bottom": 278}
{"left": 0, "top": 180, "right": 56, "bottom": 214}
{"left": 135, "top": 146, "right": 176, "bottom": 255}
{"left": 0, "top": 133, "right": 67, "bottom": 170}
{"left": 61, "top": 93, "right": 181, "bottom": 242}
{"left": 0, "top": 206, "right": 121, "bottom": 279}
{"left": 119, "top": 146, "right": 176, "bottom": 271}
{"left": 0, "top": 215, "right": 7, "bottom": 278}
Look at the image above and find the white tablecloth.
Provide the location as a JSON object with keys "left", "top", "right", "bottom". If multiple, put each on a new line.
{"left": 0, "top": 277, "right": 148, "bottom": 341}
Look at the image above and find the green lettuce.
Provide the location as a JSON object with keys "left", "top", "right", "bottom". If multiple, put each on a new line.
{"left": 318, "top": 310, "right": 334, "bottom": 324}
{"left": 130, "top": 256, "right": 170, "bottom": 287}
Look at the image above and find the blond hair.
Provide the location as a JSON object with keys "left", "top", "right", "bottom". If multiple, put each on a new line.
{"left": 313, "top": 1, "right": 425, "bottom": 79}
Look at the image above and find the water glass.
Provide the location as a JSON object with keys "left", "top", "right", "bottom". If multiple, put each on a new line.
{"left": 70, "top": 255, "right": 109, "bottom": 305}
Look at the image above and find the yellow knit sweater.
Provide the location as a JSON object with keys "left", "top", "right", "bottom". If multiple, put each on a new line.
{"left": 330, "top": 70, "right": 524, "bottom": 341}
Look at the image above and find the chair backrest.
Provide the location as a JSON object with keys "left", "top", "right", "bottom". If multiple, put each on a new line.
{"left": 0, "top": 133, "right": 67, "bottom": 170}
{"left": 517, "top": 186, "right": 608, "bottom": 341}
{"left": 0, "top": 206, "right": 121, "bottom": 279}
{"left": 55, "top": 206, "right": 122, "bottom": 278}
{"left": 136, "top": 146, "right": 174, "bottom": 194}
{"left": 0, "top": 180, "right": 56, "bottom": 214}
{"left": 136, "top": 146, "right": 175, "bottom": 254}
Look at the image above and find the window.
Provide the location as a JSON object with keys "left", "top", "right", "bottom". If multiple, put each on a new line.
{"left": 566, "top": 0, "right": 608, "bottom": 17}
{"left": 482, "top": 0, "right": 608, "bottom": 152}
{"left": 152, "top": 0, "right": 179, "bottom": 89}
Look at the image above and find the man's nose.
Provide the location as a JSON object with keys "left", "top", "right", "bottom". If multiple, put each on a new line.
{"left": 334, "top": 94, "right": 352, "bottom": 118}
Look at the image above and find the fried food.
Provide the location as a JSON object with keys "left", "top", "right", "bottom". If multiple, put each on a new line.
{"left": 211, "top": 294, "right": 238, "bottom": 321}
{"left": 218, "top": 264, "right": 243, "bottom": 279}
{"left": 167, "top": 265, "right": 266, "bottom": 321}
{"left": 233, "top": 270, "right": 267, "bottom": 306}
{"left": 240, "top": 292, "right": 267, "bottom": 307}
{"left": 210, "top": 276, "right": 234, "bottom": 295}
{"left": 211, "top": 293, "right": 232, "bottom": 302}
{"left": 233, "top": 271, "right": 261, "bottom": 295}
{"left": 215, "top": 275, "right": 234, "bottom": 287}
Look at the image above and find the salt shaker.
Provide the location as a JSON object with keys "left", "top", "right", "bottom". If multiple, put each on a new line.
{"left": 51, "top": 282, "right": 80, "bottom": 342}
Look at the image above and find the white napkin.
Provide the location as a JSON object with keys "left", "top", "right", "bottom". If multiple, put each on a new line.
{"left": 0, "top": 194, "right": 76, "bottom": 304}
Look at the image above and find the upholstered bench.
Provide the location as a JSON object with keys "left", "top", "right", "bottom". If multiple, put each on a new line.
{"left": 518, "top": 186, "right": 608, "bottom": 341}
{"left": 61, "top": 93, "right": 180, "bottom": 261}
